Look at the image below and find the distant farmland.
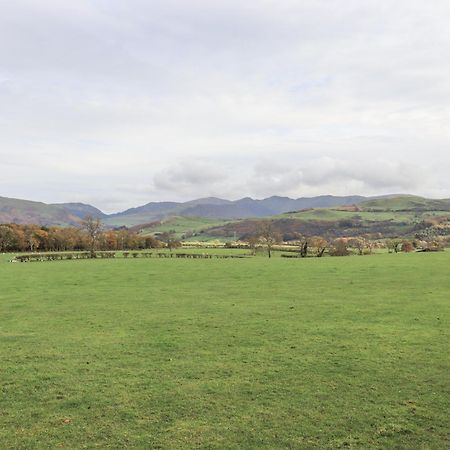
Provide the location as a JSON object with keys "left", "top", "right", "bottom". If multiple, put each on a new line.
{"left": 185, "top": 197, "right": 450, "bottom": 242}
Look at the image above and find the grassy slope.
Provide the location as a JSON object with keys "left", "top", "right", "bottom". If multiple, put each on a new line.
{"left": 1, "top": 252, "right": 449, "bottom": 449}
{"left": 0, "top": 197, "right": 78, "bottom": 226}
{"left": 103, "top": 215, "right": 160, "bottom": 227}
{"left": 360, "top": 196, "right": 450, "bottom": 211}
{"left": 130, "top": 210, "right": 405, "bottom": 242}
{"left": 199, "top": 197, "right": 450, "bottom": 241}
{"left": 139, "top": 216, "right": 230, "bottom": 238}
{"left": 272, "top": 196, "right": 450, "bottom": 223}
{"left": 103, "top": 215, "right": 148, "bottom": 227}
{"left": 278, "top": 208, "right": 416, "bottom": 222}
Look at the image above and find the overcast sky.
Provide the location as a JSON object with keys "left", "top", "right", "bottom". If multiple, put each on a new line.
{"left": 1, "top": 0, "right": 449, "bottom": 212}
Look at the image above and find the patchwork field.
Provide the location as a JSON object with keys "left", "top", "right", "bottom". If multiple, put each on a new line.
{"left": 1, "top": 251, "right": 449, "bottom": 449}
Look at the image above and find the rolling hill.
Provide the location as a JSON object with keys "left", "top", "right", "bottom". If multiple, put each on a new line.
{"left": 0, "top": 196, "right": 82, "bottom": 226}
{"left": 0, "top": 197, "right": 106, "bottom": 226}
{"left": 359, "top": 195, "right": 450, "bottom": 211}
{"left": 54, "top": 203, "right": 107, "bottom": 220}
{"left": 196, "top": 196, "right": 450, "bottom": 242}
{"left": 2, "top": 194, "right": 449, "bottom": 235}
{"left": 104, "top": 195, "right": 367, "bottom": 226}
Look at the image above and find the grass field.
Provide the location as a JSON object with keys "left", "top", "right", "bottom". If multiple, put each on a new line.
{"left": 1, "top": 251, "right": 449, "bottom": 449}
{"left": 278, "top": 208, "right": 418, "bottom": 223}
{"left": 360, "top": 196, "right": 450, "bottom": 212}
{"left": 139, "top": 216, "right": 230, "bottom": 239}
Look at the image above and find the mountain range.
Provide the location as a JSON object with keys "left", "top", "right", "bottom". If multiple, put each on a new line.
{"left": 104, "top": 195, "right": 368, "bottom": 226}
{"left": 0, "top": 194, "right": 369, "bottom": 226}
{"left": 1, "top": 193, "right": 445, "bottom": 227}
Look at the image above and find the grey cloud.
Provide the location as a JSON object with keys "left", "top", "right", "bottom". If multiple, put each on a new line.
{"left": 153, "top": 162, "right": 229, "bottom": 192}
{"left": 247, "top": 157, "right": 434, "bottom": 199}
{"left": 300, "top": 158, "right": 430, "bottom": 191}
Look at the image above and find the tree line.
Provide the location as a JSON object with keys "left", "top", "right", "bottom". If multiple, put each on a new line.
{"left": 0, "top": 218, "right": 165, "bottom": 253}
{"left": 242, "top": 222, "right": 448, "bottom": 258}
{"left": 1, "top": 217, "right": 447, "bottom": 256}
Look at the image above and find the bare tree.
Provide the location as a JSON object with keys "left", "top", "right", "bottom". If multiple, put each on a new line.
{"left": 0, "top": 226, "right": 16, "bottom": 252}
{"left": 330, "top": 238, "right": 350, "bottom": 256}
{"left": 159, "top": 230, "right": 180, "bottom": 252}
{"left": 245, "top": 235, "right": 260, "bottom": 256}
{"left": 348, "top": 237, "right": 367, "bottom": 255}
{"left": 299, "top": 239, "right": 308, "bottom": 258}
{"left": 310, "top": 236, "right": 328, "bottom": 257}
{"left": 81, "top": 216, "right": 103, "bottom": 257}
{"left": 386, "top": 239, "right": 401, "bottom": 253}
{"left": 401, "top": 240, "right": 414, "bottom": 252}
{"left": 256, "top": 222, "right": 282, "bottom": 258}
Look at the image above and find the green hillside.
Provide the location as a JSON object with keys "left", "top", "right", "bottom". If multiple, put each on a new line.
{"left": 199, "top": 196, "right": 450, "bottom": 242}
{"left": 125, "top": 196, "right": 450, "bottom": 243}
{"left": 2, "top": 194, "right": 450, "bottom": 239}
{"left": 278, "top": 208, "right": 415, "bottom": 223}
{"left": 0, "top": 196, "right": 80, "bottom": 226}
{"left": 138, "top": 216, "right": 230, "bottom": 239}
{"left": 360, "top": 195, "right": 450, "bottom": 211}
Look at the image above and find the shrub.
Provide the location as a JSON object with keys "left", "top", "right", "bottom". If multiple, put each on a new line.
{"left": 330, "top": 239, "right": 350, "bottom": 256}
{"left": 401, "top": 241, "right": 414, "bottom": 253}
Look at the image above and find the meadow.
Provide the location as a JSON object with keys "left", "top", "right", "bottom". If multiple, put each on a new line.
{"left": 138, "top": 216, "right": 230, "bottom": 239}
{"left": 1, "top": 251, "right": 449, "bottom": 449}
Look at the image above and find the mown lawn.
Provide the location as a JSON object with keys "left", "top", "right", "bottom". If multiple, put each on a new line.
{"left": 0, "top": 252, "right": 449, "bottom": 449}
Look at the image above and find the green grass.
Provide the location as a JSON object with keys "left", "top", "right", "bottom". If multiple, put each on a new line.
{"left": 182, "top": 234, "right": 227, "bottom": 242}
{"left": 1, "top": 252, "right": 449, "bottom": 449}
{"left": 360, "top": 196, "right": 450, "bottom": 211}
{"left": 278, "top": 207, "right": 450, "bottom": 223}
{"left": 140, "top": 216, "right": 230, "bottom": 238}
{"left": 279, "top": 208, "right": 417, "bottom": 222}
